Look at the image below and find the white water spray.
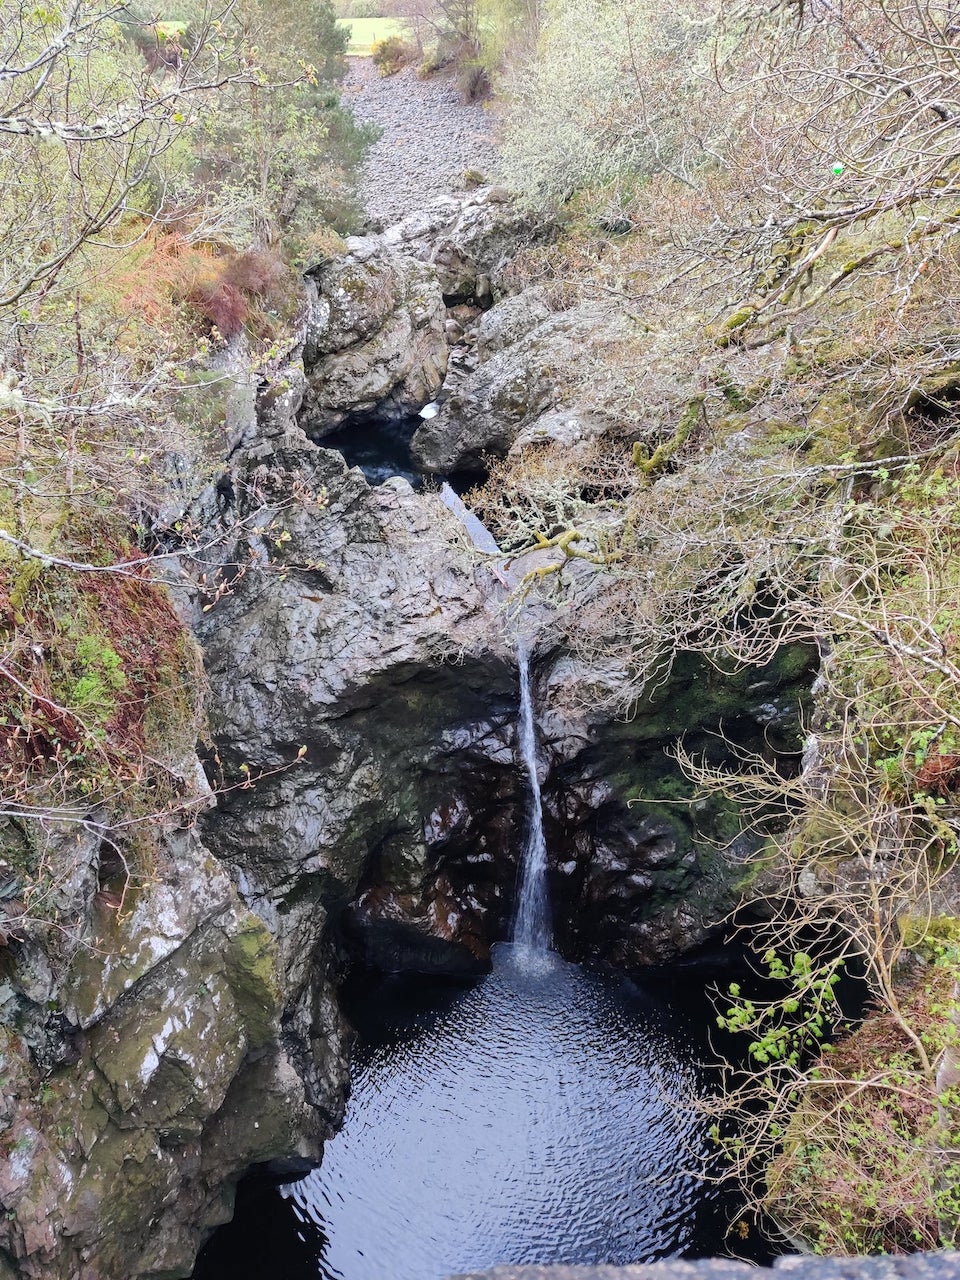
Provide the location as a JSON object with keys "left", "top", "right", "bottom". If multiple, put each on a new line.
{"left": 512, "top": 639, "right": 551, "bottom": 950}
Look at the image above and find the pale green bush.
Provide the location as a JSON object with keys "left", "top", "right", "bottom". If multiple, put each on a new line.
{"left": 499, "top": 0, "right": 715, "bottom": 207}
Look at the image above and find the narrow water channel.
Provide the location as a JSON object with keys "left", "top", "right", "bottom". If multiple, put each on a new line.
{"left": 194, "top": 945, "right": 734, "bottom": 1280}
{"left": 317, "top": 412, "right": 487, "bottom": 493}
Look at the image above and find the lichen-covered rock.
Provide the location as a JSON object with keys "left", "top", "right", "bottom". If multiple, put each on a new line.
{"left": 300, "top": 237, "right": 447, "bottom": 435}
{"left": 410, "top": 304, "right": 628, "bottom": 473}
{"left": 476, "top": 287, "right": 553, "bottom": 358}
{"left": 382, "top": 187, "right": 541, "bottom": 304}
{"left": 0, "top": 823, "right": 335, "bottom": 1280}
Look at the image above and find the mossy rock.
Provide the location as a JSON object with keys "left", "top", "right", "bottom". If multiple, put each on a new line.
{"left": 900, "top": 913, "right": 960, "bottom": 963}
{"left": 225, "top": 912, "right": 283, "bottom": 1049}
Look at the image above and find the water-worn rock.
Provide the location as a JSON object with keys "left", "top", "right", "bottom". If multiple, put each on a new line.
{"left": 196, "top": 427, "right": 524, "bottom": 977}
{"left": 410, "top": 303, "right": 628, "bottom": 473}
{"left": 190, "top": 416, "right": 816, "bottom": 976}
{"left": 301, "top": 237, "right": 448, "bottom": 435}
{"left": 0, "top": 823, "right": 330, "bottom": 1280}
{"left": 382, "top": 187, "right": 542, "bottom": 304}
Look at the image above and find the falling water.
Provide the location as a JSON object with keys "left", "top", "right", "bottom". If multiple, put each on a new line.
{"left": 512, "top": 639, "right": 551, "bottom": 950}
{"left": 436, "top": 484, "right": 549, "bottom": 948}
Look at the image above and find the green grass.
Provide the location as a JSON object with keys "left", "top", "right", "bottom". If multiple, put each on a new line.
{"left": 336, "top": 17, "right": 406, "bottom": 56}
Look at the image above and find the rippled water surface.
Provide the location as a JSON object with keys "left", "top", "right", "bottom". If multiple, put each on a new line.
{"left": 279, "top": 943, "right": 722, "bottom": 1280}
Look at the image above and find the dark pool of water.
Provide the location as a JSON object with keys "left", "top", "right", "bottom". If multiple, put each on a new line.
{"left": 318, "top": 415, "right": 487, "bottom": 495}
{"left": 321, "top": 415, "right": 426, "bottom": 488}
{"left": 194, "top": 943, "right": 739, "bottom": 1280}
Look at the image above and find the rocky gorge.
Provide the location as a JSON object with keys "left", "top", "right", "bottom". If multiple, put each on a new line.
{"left": 10, "top": 33, "right": 954, "bottom": 1270}
{"left": 0, "top": 171, "right": 820, "bottom": 1279}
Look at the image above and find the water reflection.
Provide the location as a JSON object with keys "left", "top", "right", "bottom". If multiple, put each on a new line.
{"left": 285, "top": 943, "right": 721, "bottom": 1280}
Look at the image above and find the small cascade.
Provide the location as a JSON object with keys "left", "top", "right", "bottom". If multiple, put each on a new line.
{"left": 437, "top": 483, "right": 550, "bottom": 950}
{"left": 438, "top": 482, "right": 501, "bottom": 556}
{"left": 512, "top": 638, "right": 551, "bottom": 951}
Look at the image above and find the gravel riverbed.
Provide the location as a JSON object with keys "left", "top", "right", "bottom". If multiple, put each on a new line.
{"left": 343, "top": 56, "right": 502, "bottom": 226}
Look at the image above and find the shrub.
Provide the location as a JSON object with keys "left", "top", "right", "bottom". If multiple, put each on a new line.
{"left": 221, "top": 249, "right": 288, "bottom": 303}
{"left": 456, "top": 58, "right": 490, "bottom": 100}
{"left": 499, "top": 0, "right": 711, "bottom": 206}
{"left": 185, "top": 276, "right": 249, "bottom": 338}
{"left": 371, "top": 35, "right": 413, "bottom": 75}
{"left": 417, "top": 44, "right": 454, "bottom": 77}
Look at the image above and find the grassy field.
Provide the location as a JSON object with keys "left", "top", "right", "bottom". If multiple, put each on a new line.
{"left": 336, "top": 17, "right": 407, "bottom": 55}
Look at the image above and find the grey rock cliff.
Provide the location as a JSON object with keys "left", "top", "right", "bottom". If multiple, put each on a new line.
{"left": 410, "top": 302, "right": 627, "bottom": 473}
{"left": 301, "top": 237, "right": 448, "bottom": 435}
{"left": 0, "top": 819, "right": 330, "bottom": 1280}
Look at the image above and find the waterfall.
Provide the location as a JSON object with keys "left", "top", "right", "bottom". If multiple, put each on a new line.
{"left": 436, "top": 484, "right": 550, "bottom": 950}
{"left": 512, "top": 638, "right": 551, "bottom": 950}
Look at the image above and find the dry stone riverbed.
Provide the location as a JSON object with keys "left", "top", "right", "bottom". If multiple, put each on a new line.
{"left": 343, "top": 56, "right": 501, "bottom": 227}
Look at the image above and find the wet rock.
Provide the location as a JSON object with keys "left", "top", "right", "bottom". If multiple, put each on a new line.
{"left": 344, "top": 885, "right": 491, "bottom": 977}
{"left": 194, "top": 428, "right": 524, "bottom": 980}
{"left": 0, "top": 824, "right": 330, "bottom": 1280}
{"left": 193, "top": 417, "right": 816, "bottom": 978}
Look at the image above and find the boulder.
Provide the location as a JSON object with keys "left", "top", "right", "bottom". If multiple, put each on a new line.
{"left": 300, "top": 236, "right": 448, "bottom": 435}
{"left": 382, "top": 186, "right": 543, "bottom": 304}
{"left": 195, "top": 429, "right": 523, "bottom": 975}
{"left": 476, "top": 286, "right": 553, "bottom": 358}
{"left": 410, "top": 303, "right": 627, "bottom": 473}
{"left": 0, "top": 823, "right": 333, "bottom": 1280}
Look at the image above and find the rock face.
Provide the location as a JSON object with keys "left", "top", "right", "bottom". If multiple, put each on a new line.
{"left": 0, "top": 819, "right": 334, "bottom": 1280}
{"left": 301, "top": 236, "right": 448, "bottom": 435}
{"left": 194, "top": 427, "right": 520, "bottom": 978}
{"left": 0, "top": 188, "right": 816, "bottom": 1280}
{"left": 381, "top": 188, "right": 541, "bottom": 304}
{"left": 410, "top": 302, "right": 627, "bottom": 473}
{"left": 192, "top": 409, "right": 814, "bottom": 975}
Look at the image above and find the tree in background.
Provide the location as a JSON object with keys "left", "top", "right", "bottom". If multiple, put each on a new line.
{"left": 385, "top": 0, "right": 541, "bottom": 79}
{"left": 151, "top": 0, "right": 375, "bottom": 251}
{"left": 499, "top": 0, "right": 714, "bottom": 208}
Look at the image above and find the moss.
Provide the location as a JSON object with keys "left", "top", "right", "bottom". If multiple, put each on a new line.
{"left": 715, "top": 367, "right": 769, "bottom": 411}
{"left": 225, "top": 913, "right": 283, "bottom": 1048}
{"left": 900, "top": 914, "right": 960, "bottom": 962}
{"left": 805, "top": 387, "right": 868, "bottom": 464}
{"left": 634, "top": 392, "right": 706, "bottom": 477}
{"left": 763, "top": 965, "right": 960, "bottom": 1253}
{"left": 711, "top": 305, "right": 757, "bottom": 346}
